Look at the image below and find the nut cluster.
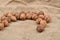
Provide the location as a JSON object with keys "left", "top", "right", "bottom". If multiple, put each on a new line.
{"left": 0, "top": 11, "right": 50, "bottom": 32}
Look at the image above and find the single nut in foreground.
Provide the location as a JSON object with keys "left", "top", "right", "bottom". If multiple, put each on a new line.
{"left": 0, "top": 23, "right": 4, "bottom": 30}
{"left": 10, "top": 16, "right": 17, "bottom": 22}
{"left": 36, "top": 18, "right": 42, "bottom": 24}
{"left": 38, "top": 11, "right": 44, "bottom": 15}
{"left": 2, "top": 20, "right": 9, "bottom": 27}
{"left": 36, "top": 25, "right": 44, "bottom": 32}
{"left": 44, "top": 15, "right": 50, "bottom": 23}
{"left": 20, "top": 13, "right": 26, "bottom": 20}
{"left": 40, "top": 20, "right": 47, "bottom": 28}
{"left": 32, "top": 13, "right": 38, "bottom": 20}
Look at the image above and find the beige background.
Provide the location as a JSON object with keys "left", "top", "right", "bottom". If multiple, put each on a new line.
{"left": 0, "top": 0, "right": 60, "bottom": 40}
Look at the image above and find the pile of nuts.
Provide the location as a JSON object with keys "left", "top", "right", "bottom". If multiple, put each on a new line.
{"left": 0, "top": 11, "right": 50, "bottom": 32}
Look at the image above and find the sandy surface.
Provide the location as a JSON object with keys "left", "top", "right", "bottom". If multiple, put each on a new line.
{"left": 0, "top": 0, "right": 60, "bottom": 40}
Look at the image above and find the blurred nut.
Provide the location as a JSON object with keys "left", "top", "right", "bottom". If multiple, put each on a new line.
{"left": 20, "top": 13, "right": 26, "bottom": 20}
{"left": 32, "top": 13, "right": 38, "bottom": 20}
{"left": 2, "top": 20, "right": 9, "bottom": 27}
{"left": 40, "top": 20, "right": 47, "bottom": 28}
{"left": 38, "top": 11, "right": 44, "bottom": 15}
{"left": 10, "top": 16, "right": 17, "bottom": 22}
{"left": 44, "top": 15, "right": 50, "bottom": 23}
{"left": 36, "top": 18, "right": 42, "bottom": 24}
{"left": 36, "top": 25, "right": 44, "bottom": 32}
{"left": 0, "top": 23, "right": 4, "bottom": 30}
{"left": 38, "top": 15, "right": 45, "bottom": 19}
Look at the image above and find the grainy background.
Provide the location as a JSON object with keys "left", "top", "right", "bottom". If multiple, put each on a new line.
{"left": 0, "top": 0, "right": 60, "bottom": 40}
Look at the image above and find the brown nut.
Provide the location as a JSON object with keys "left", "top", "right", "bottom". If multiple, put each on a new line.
{"left": 36, "top": 25, "right": 44, "bottom": 32}
{"left": 15, "top": 13, "right": 20, "bottom": 20}
{"left": 36, "top": 18, "right": 42, "bottom": 24}
{"left": 0, "top": 23, "right": 4, "bottom": 30}
{"left": 10, "top": 16, "right": 17, "bottom": 22}
{"left": 26, "top": 11, "right": 32, "bottom": 19}
{"left": 1, "top": 16, "right": 11, "bottom": 23}
{"left": 32, "top": 13, "right": 38, "bottom": 20}
{"left": 20, "top": 13, "right": 26, "bottom": 20}
{"left": 38, "top": 15, "right": 45, "bottom": 19}
{"left": 40, "top": 20, "right": 47, "bottom": 28}
{"left": 44, "top": 15, "right": 50, "bottom": 23}
{"left": 2, "top": 20, "right": 9, "bottom": 27}
{"left": 4, "top": 12, "right": 9, "bottom": 17}
{"left": 38, "top": 11, "right": 44, "bottom": 15}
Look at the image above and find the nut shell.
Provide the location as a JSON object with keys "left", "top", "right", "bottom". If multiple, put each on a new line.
{"left": 36, "top": 25, "right": 44, "bottom": 32}
{"left": 38, "top": 15, "right": 44, "bottom": 19}
{"left": 20, "top": 13, "right": 26, "bottom": 20}
{"left": 38, "top": 11, "right": 44, "bottom": 15}
{"left": 40, "top": 20, "right": 47, "bottom": 28}
{"left": 2, "top": 20, "right": 9, "bottom": 27}
{"left": 36, "top": 18, "right": 42, "bottom": 24}
{"left": 32, "top": 13, "right": 38, "bottom": 20}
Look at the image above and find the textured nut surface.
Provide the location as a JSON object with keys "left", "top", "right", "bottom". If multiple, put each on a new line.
{"left": 20, "top": 13, "right": 26, "bottom": 20}
{"left": 38, "top": 11, "right": 44, "bottom": 15}
{"left": 36, "top": 25, "right": 44, "bottom": 32}
{"left": 0, "top": 23, "right": 4, "bottom": 30}
{"left": 38, "top": 15, "right": 45, "bottom": 19}
{"left": 44, "top": 15, "right": 50, "bottom": 23}
{"left": 40, "top": 20, "right": 47, "bottom": 28}
{"left": 2, "top": 20, "right": 9, "bottom": 27}
{"left": 36, "top": 18, "right": 42, "bottom": 24}
{"left": 32, "top": 13, "right": 38, "bottom": 20}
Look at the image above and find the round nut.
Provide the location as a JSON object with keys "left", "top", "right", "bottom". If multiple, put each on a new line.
{"left": 4, "top": 12, "right": 9, "bottom": 17}
{"left": 32, "top": 13, "right": 38, "bottom": 20}
{"left": 36, "top": 25, "right": 44, "bottom": 32}
{"left": 0, "top": 23, "right": 4, "bottom": 30}
{"left": 40, "top": 20, "right": 47, "bottom": 28}
{"left": 44, "top": 15, "right": 50, "bottom": 23}
{"left": 2, "top": 20, "right": 9, "bottom": 27}
{"left": 36, "top": 18, "right": 42, "bottom": 24}
{"left": 20, "top": 13, "right": 26, "bottom": 20}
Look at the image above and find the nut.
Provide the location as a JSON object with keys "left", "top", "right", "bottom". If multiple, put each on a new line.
{"left": 36, "top": 18, "right": 42, "bottom": 24}
{"left": 0, "top": 23, "right": 4, "bottom": 30}
{"left": 2, "top": 20, "right": 9, "bottom": 27}
{"left": 36, "top": 25, "right": 44, "bottom": 32}
{"left": 15, "top": 13, "right": 20, "bottom": 20}
{"left": 4, "top": 12, "right": 9, "bottom": 17}
{"left": 32, "top": 13, "right": 38, "bottom": 20}
{"left": 10, "top": 16, "right": 17, "bottom": 22}
{"left": 20, "top": 12, "right": 26, "bottom": 20}
{"left": 26, "top": 11, "right": 32, "bottom": 19}
{"left": 38, "top": 15, "right": 45, "bottom": 19}
{"left": 44, "top": 15, "right": 50, "bottom": 23}
{"left": 40, "top": 20, "right": 47, "bottom": 28}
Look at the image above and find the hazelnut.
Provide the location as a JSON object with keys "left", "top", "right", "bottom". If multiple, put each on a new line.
{"left": 36, "top": 18, "right": 42, "bottom": 24}
{"left": 32, "top": 13, "right": 38, "bottom": 20}
{"left": 15, "top": 13, "right": 20, "bottom": 20}
{"left": 44, "top": 15, "right": 50, "bottom": 23}
{"left": 0, "top": 23, "right": 4, "bottom": 30}
{"left": 20, "top": 13, "right": 26, "bottom": 20}
{"left": 2, "top": 20, "right": 9, "bottom": 27}
{"left": 26, "top": 12, "right": 32, "bottom": 19}
{"left": 38, "top": 11, "right": 44, "bottom": 15}
{"left": 40, "top": 20, "right": 47, "bottom": 28}
{"left": 38, "top": 15, "right": 45, "bottom": 19}
{"left": 10, "top": 16, "right": 17, "bottom": 22}
{"left": 36, "top": 25, "right": 44, "bottom": 32}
